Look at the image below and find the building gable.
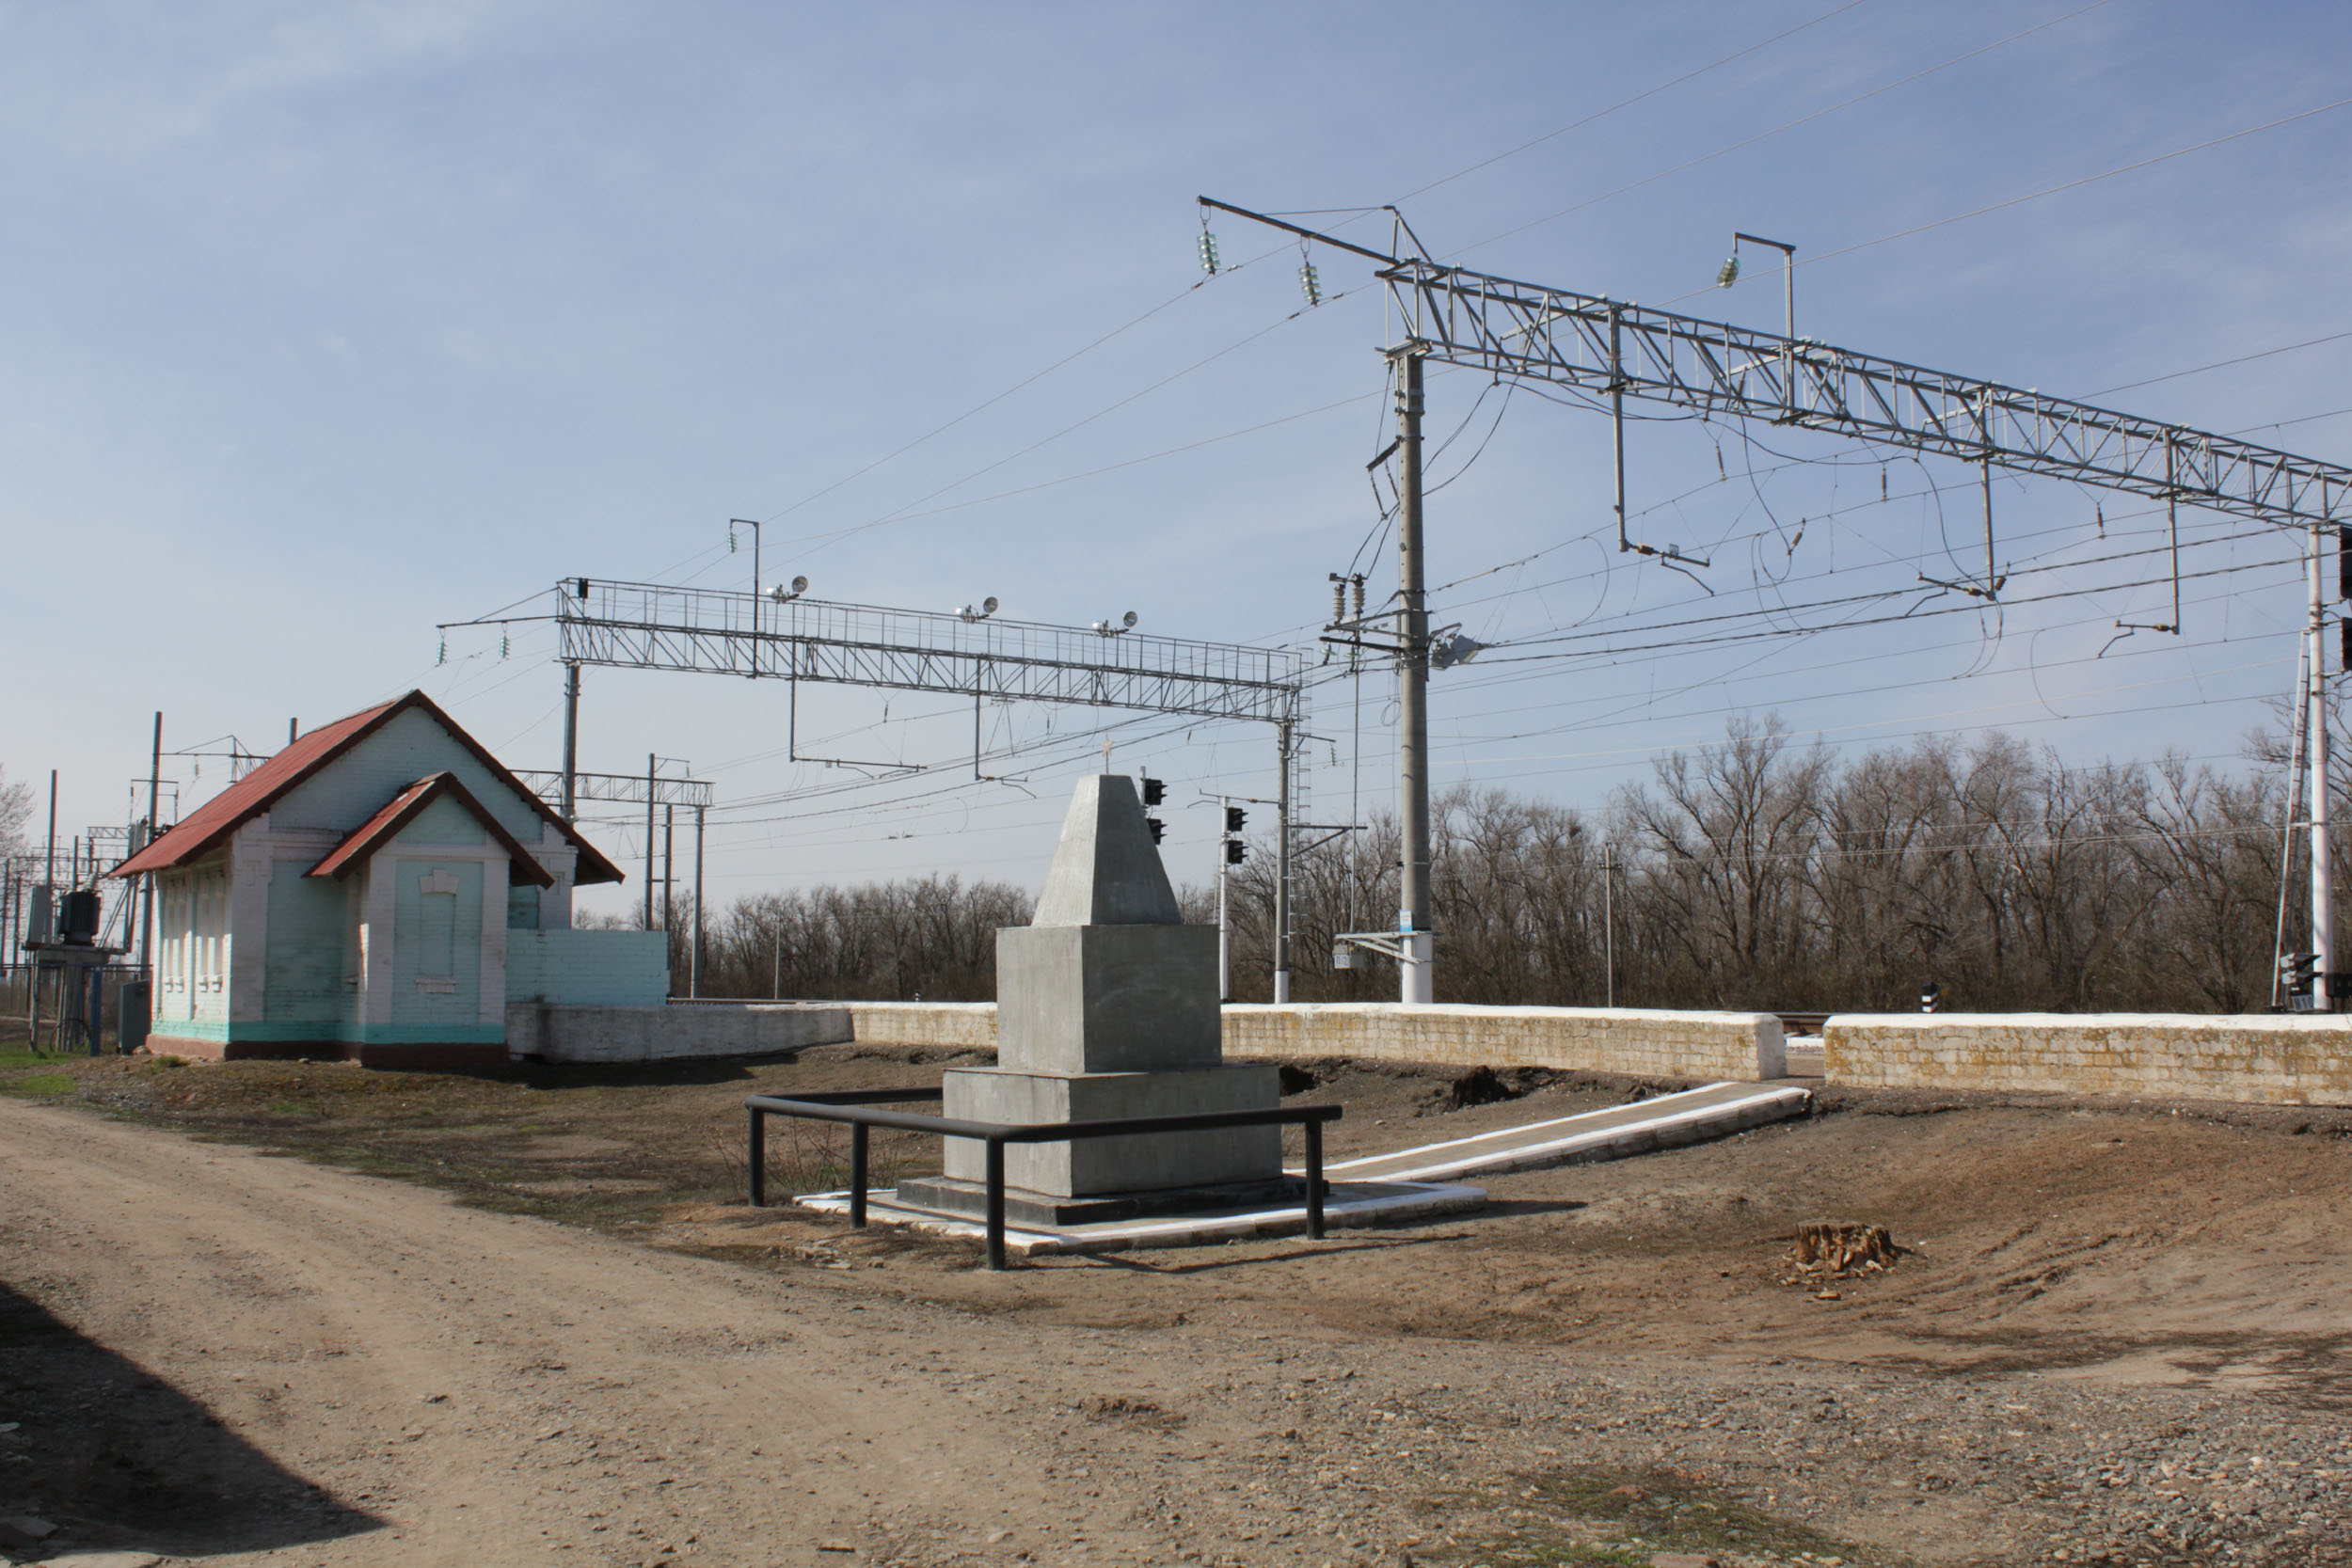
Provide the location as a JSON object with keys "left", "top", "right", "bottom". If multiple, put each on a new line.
{"left": 398, "top": 793, "right": 488, "bottom": 847}
{"left": 308, "top": 772, "right": 553, "bottom": 888}
{"left": 273, "top": 706, "right": 545, "bottom": 847}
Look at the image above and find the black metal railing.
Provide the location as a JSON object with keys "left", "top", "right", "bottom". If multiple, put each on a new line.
{"left": 744, "top": 1087, "right": 1342, "bottom": 1269}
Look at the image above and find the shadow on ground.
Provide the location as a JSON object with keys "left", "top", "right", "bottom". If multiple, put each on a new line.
{"left": 0, "top": 1282, "right": 379, "bottom": 1560}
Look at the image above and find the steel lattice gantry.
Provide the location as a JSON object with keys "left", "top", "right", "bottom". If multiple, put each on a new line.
{"left": 1200, "top": 198, "right": 2352, "bottom": 529}
{"left": 552, "top": 581, "right": 1304, "bottom": 726}
{"left": 528, "top": 578, "right": 1313, "bottom": 999}
{"left": 1201, "top": 195, "right": 2352, "bottom": 1006}
{"left": 511, "top": 768, "right": 714, "bottom": 811}
{"left": 1384, "top": 261, "right": 2352, "bottom": 525}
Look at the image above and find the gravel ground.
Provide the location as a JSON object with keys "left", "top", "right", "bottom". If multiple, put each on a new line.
{"left": 3, "top": 1048, "right": 2347, "bottom": 1568}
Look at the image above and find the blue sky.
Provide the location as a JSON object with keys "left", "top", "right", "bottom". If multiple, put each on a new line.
{"left": 6, "top": 0, "right": 2350, "bottom": 916}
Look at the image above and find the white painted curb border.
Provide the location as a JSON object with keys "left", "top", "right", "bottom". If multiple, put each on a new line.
{"left": 1330, "top": 1083, "right": 1813, "bottom": 1182}
{"left": 796, "top": 1180, "right": 1485, "bottom": 1258}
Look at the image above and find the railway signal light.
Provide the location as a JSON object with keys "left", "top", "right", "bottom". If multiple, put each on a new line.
{"left": 1225, "top": 839, "right": 1247, "bottom": 865}
{"left": 2283, "top": 951, "right": 2318, "bottom": 994}
{"left": 1224, "top": 805, "right": 1246, "bottom": 833}
{"left": 1141, "top": 777, "right": 1166, "bottom": 807}
{"left": 1146, "top": 816, "right": 1166, "bottom": 846}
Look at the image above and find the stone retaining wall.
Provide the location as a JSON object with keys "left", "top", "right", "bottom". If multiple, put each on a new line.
{"left": 533, "top": 999, "right": 1781, "bottom": 1079}
{"left": 1223, "top": 1003, "right": 1784, "bottom": 1083}
{"left": 1822, "top": 1012, "right": 2352, "bottom": 1106}
{"left": 835, "top": 1002, "right": 999, "bottom": 1052}
{"left": 507, "top": 1003, "right": 852, "bottom": 1064}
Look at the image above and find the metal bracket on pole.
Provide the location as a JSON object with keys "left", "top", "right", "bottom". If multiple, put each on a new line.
{"left": 1332, "top": 930, "right": 1409, "bottom": 963}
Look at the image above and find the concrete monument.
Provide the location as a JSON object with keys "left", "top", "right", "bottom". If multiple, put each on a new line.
{"left": 894, "top": 773, "right": 1290, "bottom": 1224}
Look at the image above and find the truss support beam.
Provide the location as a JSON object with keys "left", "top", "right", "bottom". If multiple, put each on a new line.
{"left": 1200, "top": 197, "right": 2352, "bottom": 529}
{"left": 514, "top": 769, "right": 714, "bottom": 811}
{"left": 552, "top": 582, "right": 1303, "bottom": 727}
{"left": 1381, "top": 260, "right": 2352, "bottom": 528}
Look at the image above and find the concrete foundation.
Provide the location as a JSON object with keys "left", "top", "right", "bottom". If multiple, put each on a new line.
{"left": 934, "top": 1062, "right": 1282, "bottom": 1196}
{"left": 145, "top": 1033, "right": 507, "bottom": 1070}
{"left": 889, "top": 1173, "right": 1305, "bottom": 1227}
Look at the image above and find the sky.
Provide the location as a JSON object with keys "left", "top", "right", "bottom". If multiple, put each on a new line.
{"left": 6, "top": 0, "right": 2352, "bottom": 921}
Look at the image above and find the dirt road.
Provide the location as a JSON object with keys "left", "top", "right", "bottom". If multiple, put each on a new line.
{"left": 3, "top": 1099, "right": 1253, "bottom": 1566}
{"left": 5, "top": 1078, "right": 2351, "bottom": 1568}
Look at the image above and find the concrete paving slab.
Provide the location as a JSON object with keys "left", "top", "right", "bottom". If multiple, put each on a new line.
{"left": 796, "top": 1180, "right": 1484, "bottom": 1258}
{"left": 1323, "top": 1080, "right": 1813, "bottom": 1183}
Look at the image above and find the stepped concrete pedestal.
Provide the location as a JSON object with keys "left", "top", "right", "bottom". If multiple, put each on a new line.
{"left": 892, "top": 773, "right": 1285, "bottom": 1224}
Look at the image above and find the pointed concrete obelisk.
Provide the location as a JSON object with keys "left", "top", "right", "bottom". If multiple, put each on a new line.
{"left": 895, "top": 774, "right": 1286, "bottom": 1224}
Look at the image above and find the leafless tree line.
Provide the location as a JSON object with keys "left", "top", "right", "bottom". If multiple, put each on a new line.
{"left": 676, "top": 873, "right": 1030, "bottom": 1002}
{"left": 675, "top": 716, "right": 2328, "bottom": 1014}
{"left": 1236, "top": 718, "right": 2317, "bottom": 1013}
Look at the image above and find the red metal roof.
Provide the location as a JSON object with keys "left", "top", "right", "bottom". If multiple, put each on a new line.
{"left": 307, "top": 772, "right": 553, "bottom": 887}
{"left": 108, "top": 689, "right": 625, "bottom": 885}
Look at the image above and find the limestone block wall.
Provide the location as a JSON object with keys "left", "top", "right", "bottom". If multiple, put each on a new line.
{"left": 510, "top": 998, "right": 1780, "bottom": 1076}
{"left": 1223, "top": 1004, "right": 1784, "bottom": 1083}
{"left": 1823, "top": 1012, "right": 2352, "bottom": 1106}
{"left": 836, "top": 1002, "right": 1000, "bottom": 1052}
{"left": 834, "top": 1000, "right": 1782, "bottom": 1078}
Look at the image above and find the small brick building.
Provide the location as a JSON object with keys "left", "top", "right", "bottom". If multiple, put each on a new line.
{"left": 110, "top": 690, "right": 664, "bottom": 1067}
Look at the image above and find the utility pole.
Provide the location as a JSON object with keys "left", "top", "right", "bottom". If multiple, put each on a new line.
{"left": 662, "top": 803, "right": 675, "bottom": 936}
{"left": 1610, "top": 307, "right": 1629, "bottom": 552}
{"left": 1273, "top": 729, "right": 1293, "bottom": 1006}
{"left": 1602, "top": 844, "right": 1616, "bottom": 1009}
{"left": 2311, "top": 525, "right": 2335, "bottom": 1008}
{"left": 1391, "top": 348, "right": 1434, "bottom": 1005}
{"left": 1216, "top": 795, "right": 1232, "bottom": 1005}
{"left": 560, "top": 662, "right": 580, "bottom": 818}
{"left": 690, "top": 804, "right": 705, "bottom": 999}
{"left": 140, "top": 713, "right": 160, "bottom": 983}
{"left": 2271, "top": 637, "right": 2311, "bottom": 1009}
{"left": 643, "top": 752, "right": 657, "bottom": 930}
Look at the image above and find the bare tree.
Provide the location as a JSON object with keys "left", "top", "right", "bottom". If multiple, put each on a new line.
{"left": 0, "top": 766, "right": 32, "bottom": 861}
